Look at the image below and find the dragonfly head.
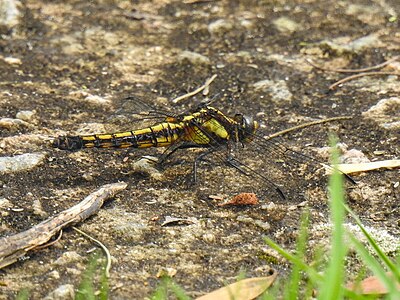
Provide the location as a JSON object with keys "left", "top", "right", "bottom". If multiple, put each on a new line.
{"left": 234, "top": 114, "right": 259, "bottom": 143}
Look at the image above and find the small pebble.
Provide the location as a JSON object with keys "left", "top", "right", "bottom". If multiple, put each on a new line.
{"left": 82, "top": 173, "right": 94, "bottom": 181}
{"left": 208, "top": 19, "right": 233, "bottom": 34}
{"left": 32, "top": 199, "right": 47, "bottom": 217}
{"left": 48, "top": 270, "right": 60, "bottom": 280}
{"left": 0, "top": 198, "right": 12, "bottom": 209}
{"left": 0, "top": 0, "right": 21, "bottom": 28}
{"left": 131, "top": 156, "right": 163, "bottom": 180}
{"left": 156, "top": 267, "right": 177, "bottom": 278}
{"left": 16, "top": 110, "right": 36, "bottom": 122}
{"left": 178, "top": 50, "right": 210, "bottom": 65}
{"left": 362, "top": 97, "right": 400, "bottom": 118}
{"left": 272, "top": 17, "right": 300, "bottom": 33}
{"left": 4, "top": 57, "right": 22, "bottom": 64}
{"left": 44, "top": 284, "right": 74, "bottom": 300}
{"left": 202, "top": 233, "right": 216, "bottom": 243}
{"left": 84, "top": 94, "right": 111, "bottom": 105}
{"left": 0, "top": 118, "right": 31, "bottom": 130}
{"left": 253, "top": 79, "right": 293, "bottom": 103}
{"left": 219, "top": 192, "right": 258, "bottom": 206}
{"left": 54, "top": 251, "right": 83, "bottom": 265}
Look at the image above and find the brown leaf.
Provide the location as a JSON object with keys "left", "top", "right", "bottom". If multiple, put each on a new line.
{"left": 218, "top": 193, "right": 259, "bottom": 207}
{"left": 346, "top": 272, "right": 399, "bottom": 295}
{"left": 196, "top": 270, "right": 277, "bottom": 300}
{"left": 334, "top": 159, "right": 400, "bottom": 174}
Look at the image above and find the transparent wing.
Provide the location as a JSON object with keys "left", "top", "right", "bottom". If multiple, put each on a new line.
{"left": 249, "top": 131, "right": 356, "bottom": 184}
{"left": 160, "top": 117, "right": 289, "bottom": 202}
{"left": 107, "top": 96, "right": 174, "bottom": 129}
{"left": 174, "top": 119, "right": 353, "bottom": 203}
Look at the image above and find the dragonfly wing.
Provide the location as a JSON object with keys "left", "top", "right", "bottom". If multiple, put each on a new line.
{"left": 173, "top": 117, "right": 289, "bottom": 201}
{"left": 107, "top": 96, "right": 179, "bottom": 129}
{"left": 250, "top": 132, "right": 356, "bottom": 184}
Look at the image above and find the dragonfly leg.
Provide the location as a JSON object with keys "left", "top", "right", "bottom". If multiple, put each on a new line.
{"left": 193, "top": 148, "right": 216, "bottom": 183}
{"left": 225, "top": 155, "right": 250, "bottom": 176}
{"left": 226, "top": 155, "right": 286, "bottom": 200}
{"left": 159, "top": 142, "right": 206, "bottom": 164}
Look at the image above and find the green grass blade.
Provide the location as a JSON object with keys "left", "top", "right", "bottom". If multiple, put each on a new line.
{"left": 75, "top": 255, "right": 98, "bottom": 300}
{"left": 98, "top": 262, "right": 109, "bottom": 300}
{"left": 318, "top": 137, "right": 348, "bottom": 300}
{"left": 344, "top": 204, "right": 400, "bottom": 282}
{"left": 264, "top": 237, "right": 322, "bottom": 284}
{"left": 169, "top": 280, "right": 191, "bottom": 300}
{"left": 150, "top": 277, "right": 190, "bottom": 300}
{"left": 349, "top": 234, "right": 400, "bottom": 298}
{"left": 15, "top": 288, "right": 29, "bottom": 300}
{"left": 150, "top": 278, "right": 168, "bottom": 300}
{"left": 284, "top": 210, "right": 310, "bottom": 300}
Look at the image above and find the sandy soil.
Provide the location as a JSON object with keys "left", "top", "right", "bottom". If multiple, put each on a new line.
{"left": 0, "top": 0, "right": 399, "bottom": 299}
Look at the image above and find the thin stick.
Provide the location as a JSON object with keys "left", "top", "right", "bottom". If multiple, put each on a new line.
{"left": 72, "top": 226, "right": 112, "bottom": 278}
{"left": 172, "top": 74, "right": 217, "bottom": 103}
{"left": 0, "top": 182, "right": 127, "bottom": 270}
{"left": 265, "top": 116, "right": 353, "bottom": 140}
{"left": 306, "top": 56, "right": 399, "bottom": 73}
{"left": 334, "top": 159, "right": 400, "bottom": 174}
{"left": 33, "top": 230, "right": 63, "bottom": 250}
{"left": 329, "top": 72, "right": 400, "bottom": 90}
{"left": 184, "top": 0, "right": 217, "bottom": 3}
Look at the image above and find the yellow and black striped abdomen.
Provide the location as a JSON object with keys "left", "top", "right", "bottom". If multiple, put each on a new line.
{"left": 53, "top": 122, "right": 186, "bottom": 151}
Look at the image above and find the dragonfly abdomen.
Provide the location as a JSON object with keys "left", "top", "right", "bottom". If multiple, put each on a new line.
{"left": 53, "top": 122, "right": 186, "bottom": 150}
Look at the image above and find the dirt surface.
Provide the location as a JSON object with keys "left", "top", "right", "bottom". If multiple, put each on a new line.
{"left": 0, "top": 0, "right": 399, "bottom": 299}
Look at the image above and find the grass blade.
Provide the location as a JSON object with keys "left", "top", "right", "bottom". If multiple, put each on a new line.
{"left": 284, "top": 211, "right": 310, "bottom": 300}
{"left": 349, "top": 234, "right": 400, "bottom": 297}
{"left": 344, "top": 204, "right": 400, "bottom": 282}
{"left": 318, "top": 137, "right": 347, "bottom": 300}
{"left": 264, "top": 237, "right": 322, "bottom": 284}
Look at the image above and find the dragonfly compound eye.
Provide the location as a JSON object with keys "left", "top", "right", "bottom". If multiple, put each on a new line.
{"left": 243, "top": 115, "right": 258, "bottom": 132}
{"left": 235, "top": 114, "right": 259, "bottom": 143}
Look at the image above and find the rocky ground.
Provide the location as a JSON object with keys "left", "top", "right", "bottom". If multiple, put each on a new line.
{"left": 0, "top": 0, "right": 399, "bottom": 299}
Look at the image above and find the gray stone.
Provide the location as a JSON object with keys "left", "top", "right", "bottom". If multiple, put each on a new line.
{"left": 178, "top": 50, "right": 210, "bottom": 65}
{"left": 253, "top": 79, "right": 293, "bottom": 103}
{"left": 0, "top": 118, "right": 31, "bottom": 130}
{"left": 320, "top": 34, "right": 382, "bottom": 54}
{"left": 362, "top": 97, "right": 400, "bottom": 130}
{"left": 0, "top": 0, "right": 21, "bottom": 28}
{"left": 0, "top": 153, "right": 46, "bottom": 174}
{"left": 16, "top": 110, "right": 36, "bottom": 122}
{"left": 273, "top": 17, "right": 300, "bottom": 33}
{"left": 44, "top": 284, "right": 74, "bottom": 300}
{"left": 208, "top": 19, "right": 233, "bottom": 34}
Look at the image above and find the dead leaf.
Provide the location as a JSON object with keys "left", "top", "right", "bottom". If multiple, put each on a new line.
{"left": 196, "top": 270, "right": 277, "bottom": 300}
{"left": 209, "top": 194, "right": 225, "bottom": 201}
{"left": 218, "top": 193, "right": 259, "bottom": 207}
{"left": 346, "top": 272, "right": 399, "bottom": 295}
{"left": 161, "top": 216, "right": 197, "bottom": 226}
{"left": 331, "top": 159, "right": 400, "bottom": 174}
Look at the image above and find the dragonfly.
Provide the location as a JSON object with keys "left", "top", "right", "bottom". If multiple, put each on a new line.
{"left": 53, "top": 101, "right": 355, "bottom": 201}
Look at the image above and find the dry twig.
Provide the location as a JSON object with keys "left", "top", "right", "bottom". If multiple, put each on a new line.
{"left": 184, "top": 0, "right": 217, "bottom": 3}
{"left": 73, "top": 226, "right": 112, "bottom": 278}
{"left": 0, "top": 182, "right": 127, "bottom": 270}
{"left": 172, "top": 74, "right": 217, "bottom": 103}
{"left": 329, "top": 71, "right": 400, "bottom": 90}
{"left": 307, "top": 56, "right": 400, "bottom": 90}
{"left": 306, "top": 56, "right": 399, "bottom": 73}
{"left": 33, "top": 230, "right": 63, "bottom": 250}
{"left": 265, "top": 116, "right": 353, "bottom": 140}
